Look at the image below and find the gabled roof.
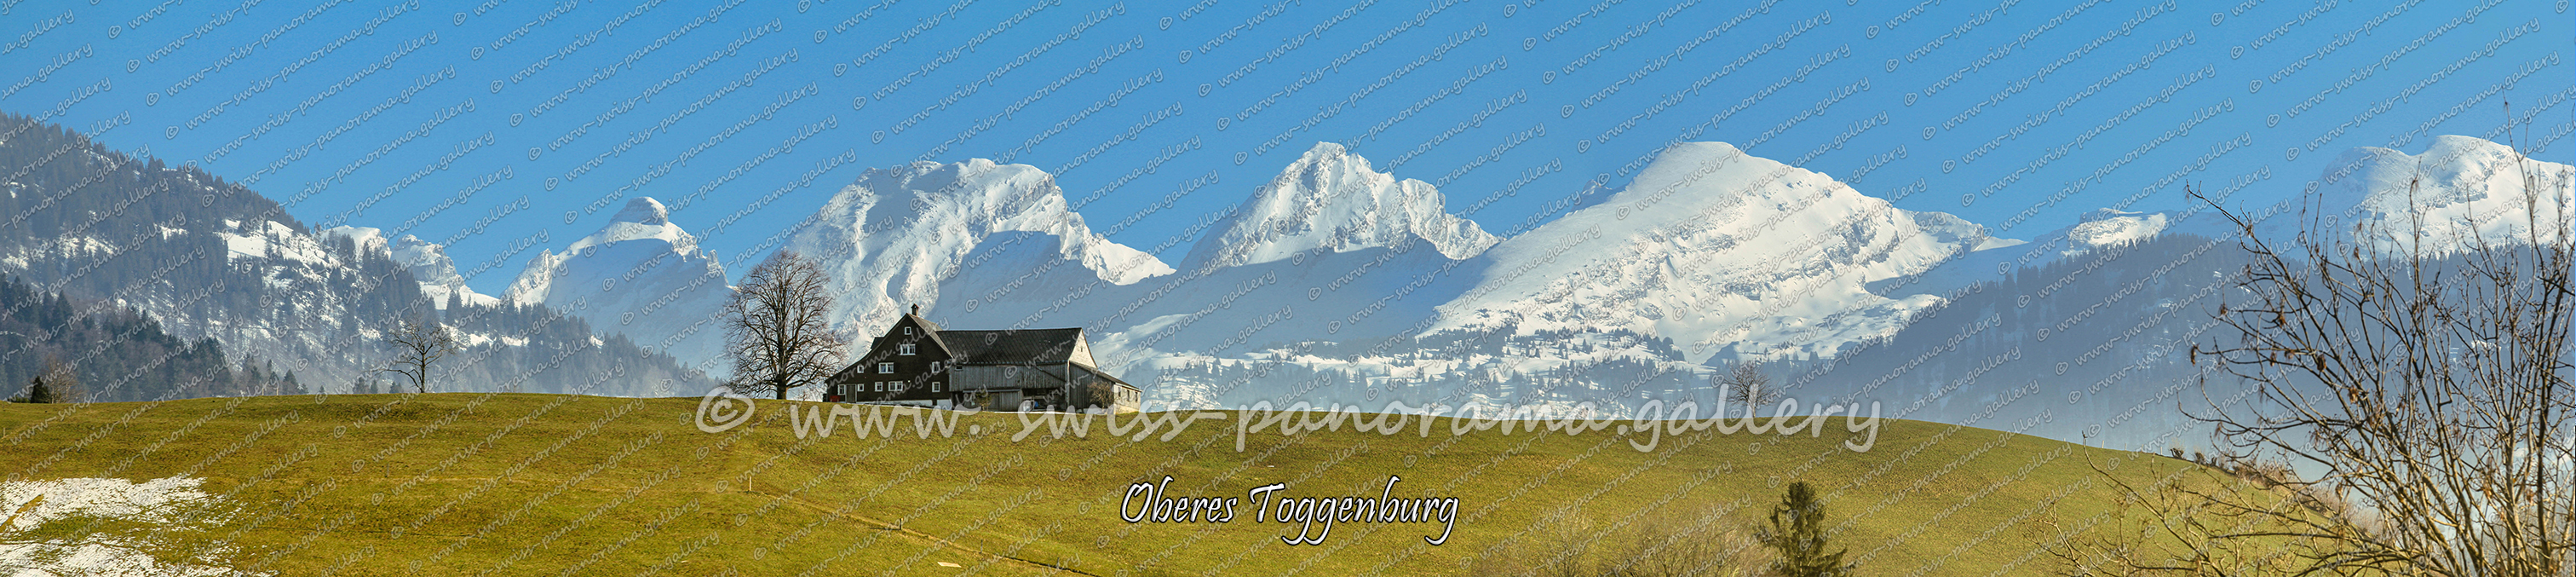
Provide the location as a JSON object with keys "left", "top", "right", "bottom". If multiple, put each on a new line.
{"left": 900, "top": 312, "right": 948, "bottom": 355}
{"left": 904, "top": 312, "right": 943, "bottom": 333}
{"left": 935, "top": 328, "right": 1084, "bottom": 366}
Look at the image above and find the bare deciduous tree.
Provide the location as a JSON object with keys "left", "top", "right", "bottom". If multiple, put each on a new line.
{"left": 379, "top": 314, "right": 460, "bottom": 394}
{"left": 722, "top": 251, "right": 849, "bottom": 400}
{"left": 1722, "top": 361, "right": 1781, "bottom": 409}
{"left": 2094, "top": 141, "right": 2576, "bottom": 574}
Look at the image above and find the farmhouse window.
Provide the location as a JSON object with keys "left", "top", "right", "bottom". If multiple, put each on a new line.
{"left": 900, "top": 343, "right": 916, "bottom": 355}
{"left": 878, "top": 362, "right": 894, "bottom": 373}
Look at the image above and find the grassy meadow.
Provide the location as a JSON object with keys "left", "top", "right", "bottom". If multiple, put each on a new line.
{"left": 0, "top": 393, "right": 2268, "bottom": 575}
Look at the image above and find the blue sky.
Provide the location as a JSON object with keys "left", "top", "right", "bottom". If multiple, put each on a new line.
{"left": 4, "top": 0, "right": 2566, "bottom": 295}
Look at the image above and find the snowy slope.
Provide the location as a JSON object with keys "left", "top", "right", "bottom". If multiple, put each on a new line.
{"left": 217, "top": 219, "right": 334, "bottom": 265}
{"left": 785, "top": 159, "right": 1173, "bottom": 334}
{"left": 1082, "top": 238, "right": 1486, "bottom": 377}
{"left": 1429, "top": 141, "right": 2005, "bottom": 365}
{"left": 504, "top": 198, "right": 733, "bottom": 372}
{"left": 1178, "top": 141, "right": 1498, "bottom": 269}
{"left": 1872, "top": 207, "right": 2174, "bottom": 299}
{"left": 2065, "top": 209, "right": 2171, "bottom": 251}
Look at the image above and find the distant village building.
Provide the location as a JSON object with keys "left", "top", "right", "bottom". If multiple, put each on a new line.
{"left": 826, "top": 304, "right": 1141, "bottom": 413}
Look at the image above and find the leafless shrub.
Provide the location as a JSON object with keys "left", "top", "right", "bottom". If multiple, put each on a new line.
{"left": 1467, "top": 505, "right": 1763, "bottom": 577}
{"left": 2078, "top": 135, "right": 2576, "bottom": 574}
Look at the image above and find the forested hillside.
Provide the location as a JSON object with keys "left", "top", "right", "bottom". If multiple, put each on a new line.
{"left": 0, "top": 273, "right": 300, "bottom": 402}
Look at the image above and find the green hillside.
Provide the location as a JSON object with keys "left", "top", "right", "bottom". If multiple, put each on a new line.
{"left": 0, "top": 393, "right": 2255, "bottom": 575}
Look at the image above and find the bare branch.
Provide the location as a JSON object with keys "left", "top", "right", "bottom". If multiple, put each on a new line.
{"left": 2145, "top": 135, "right": 2576, "bottom": 576}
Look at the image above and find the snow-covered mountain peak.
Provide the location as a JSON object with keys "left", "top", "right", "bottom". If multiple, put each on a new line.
{"left": 388, "top": 234, "right": 463, "bottom": 285}
{"left": 787, "top": 159, "right": 1173, "bottom": 333}
{"left": 1180, "top": 141, "right": 1498, "bottom": 269}
{"left": 612, "top": 196, "right": 672, "bottom": 226}
{"left": 845, "top": 159, "right": 1170, "bottom": 282}
{"left": 570, "top": 197, "right": 698, "bottom": 255}
{"left": 2325, "top": 135, "right": 2523, "bottom": 209}
{"left": 1434, "top": 141, "right": 1999, "bottom": 364}
{"left": 503, "top": 196, "right": 732, "bottom": 370}
{"left": 2320, "top": 135, "right": 2573, "bottom": 253}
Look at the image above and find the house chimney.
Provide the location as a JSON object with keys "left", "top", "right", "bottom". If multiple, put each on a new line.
{"left": 911, "top": 303, "right": 921, "bottom": 316}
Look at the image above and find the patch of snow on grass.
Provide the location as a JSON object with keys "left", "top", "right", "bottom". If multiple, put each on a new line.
{"left": 3, "top": 477, "right": 208, "bottom": 530}
{"left": 0, "top": 476, "right": 262, "bottom": 576}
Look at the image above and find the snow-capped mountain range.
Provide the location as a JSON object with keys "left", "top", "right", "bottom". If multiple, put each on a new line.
{"left": 16, "top": 99, "right": 2562, "bottom": 447}
{"left": 391, "top": 134, "right": 2567, "bottom": 424}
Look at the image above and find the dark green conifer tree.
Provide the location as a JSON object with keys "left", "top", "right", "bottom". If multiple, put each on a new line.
{"left": 1759, "top": 482, "right": 1852, "bottom": 577}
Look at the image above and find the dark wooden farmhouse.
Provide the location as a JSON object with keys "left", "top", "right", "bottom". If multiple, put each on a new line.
{"left": 825, "top": 305, "right": 1141, "bottom": 413}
